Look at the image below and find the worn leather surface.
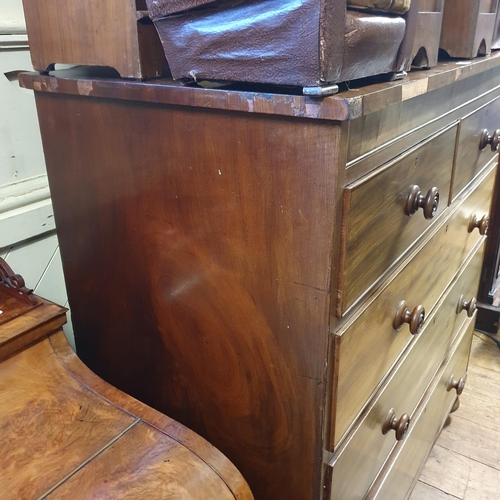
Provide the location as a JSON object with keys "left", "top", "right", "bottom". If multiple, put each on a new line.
{"left": 347, "top": 0, "right": 410, "bottom": 14}
{"left": 151, "top": 0, "right": 407, "bottom": 87}
{"left": 340, "top": 11, "right": 406, "bottom": 81}
{"left": 153, "top": 0, "right": 322, "bottom": 87}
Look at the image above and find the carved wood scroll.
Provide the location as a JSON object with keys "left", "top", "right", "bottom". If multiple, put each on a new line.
{"left": 0, "top": 258, "right": 37, "bottom": 305}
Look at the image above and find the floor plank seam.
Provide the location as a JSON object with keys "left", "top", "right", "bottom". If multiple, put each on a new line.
{"left": 436, "top": 436, "right": 500, "bottom": 472}
{"left": 417, "top": 479, "right": 462, "bottom": 499}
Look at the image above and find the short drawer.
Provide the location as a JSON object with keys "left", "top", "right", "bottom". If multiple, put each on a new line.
{"left": 328, "top": 251, "right": 480, "bottom": 500}
{"left": 365, "top": 319, "right": 474, "bottom": 500}
{"left": 332, "top": 163, "right": 495, "bottom": 448}
{"left": 339, "top": 124, "right": 457, "bottom": 316}
{"left": 453, "top": 95, "right": 500, "bottom": 200}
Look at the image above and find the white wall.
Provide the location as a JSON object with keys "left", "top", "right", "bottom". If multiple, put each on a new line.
{"left": 0, "top": 2, "right": 74, "bottom": 349}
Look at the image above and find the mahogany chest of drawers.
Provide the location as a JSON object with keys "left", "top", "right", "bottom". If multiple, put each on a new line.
{"left": 20, "top": 53, "right": 500, "bottom": 500}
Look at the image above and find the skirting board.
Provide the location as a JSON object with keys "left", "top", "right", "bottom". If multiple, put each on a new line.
{"left": 0, "top": 175, "right": 55, "bottom": 247}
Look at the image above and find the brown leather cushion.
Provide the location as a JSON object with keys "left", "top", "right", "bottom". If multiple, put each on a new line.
{"left": 347, "top": 0, "right": 411, "bottom": 14}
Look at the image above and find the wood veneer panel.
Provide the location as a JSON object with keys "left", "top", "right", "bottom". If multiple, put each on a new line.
{"left": 340, "top": 124, "right": 456, "bottom": 314}
{"left": 48, "top": 331, "right": 254, "bottom": 500}
{"left": 333, "top": 164, "right": 495, "bottom": 446}
{"left": 34, "top": 93, "right": 340, "bottom": 500}
{"left": 0, "top": 337, "right": 137, "bottom": 499}
{"left": 367, "top": 319, "right": 474, "bottom": 500}
{"left": 48, "top": 422, "right": 236, "bottom": 500}
{"left": 18, "top": 52, "right": 500, "bottom": 123}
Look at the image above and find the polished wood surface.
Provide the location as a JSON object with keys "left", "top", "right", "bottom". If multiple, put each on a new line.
{"left": 329, "top": 244, "right": 482, "bottom": 500}
{"left": 0, "top": 292, "right": 252, "bottom": 500}
{"left": 21, "top": 0, "right": 166, "bottom": 78}
{"left": 367, "top": 319, "right": 474, "bottom": 500}
{"left": 454, "top": 95, "right": 500, "bottom": 199}
{"left": 18, "top": 52, "right": 500, "bottom": 123}
{"left": 19, "top": 51, "right": 500, "bottom": 500}
{"left": 0, "top": 291, "right": 66, "bottom": 360}
{"left": 333, "top": 164, "right": 495, "bottom": 446}
{"left": 340, "top": 124, "right": 456, "bottom": 314}
{"left": 32, "top": 92, "right": 340, "bottom": 500}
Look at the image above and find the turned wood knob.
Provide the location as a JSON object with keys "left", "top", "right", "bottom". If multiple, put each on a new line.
{"left": 393, "top": 301, "right": 425, "bottom": 335}
{"left": 456, "top": 294, "right": 477, "bottom": 317}
{"left": 382, "top": 408, "right": 411, "bottom": 441}
{"left": 480, "top": 129, "right": 500, "bottom": 152}
{"left": 450, "top": 397, "right": 461, "bottom": 414}
{"left": 468, "top": 213, "right": 490, "bottom": 235}
{"left": 405, "top": 185, "right": 440, "bottom": 219}
{"left": 448, "top": 373, "right": 467, "bottom": 396}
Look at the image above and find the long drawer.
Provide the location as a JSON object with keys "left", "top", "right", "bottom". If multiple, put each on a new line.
{"left": 365, "top": 318, "right": 474, "bottom": 500}
{"left": 328, "top": 244, "right": 482, "bottom": 500}
{"left": 339, "top": 124, "right": 457, "bottom": 315}
{"left": 332, "top": 163, "right": 495, "bottom": 447}
{"left": 453, "top": 94, "right": 500, "bottom": 199}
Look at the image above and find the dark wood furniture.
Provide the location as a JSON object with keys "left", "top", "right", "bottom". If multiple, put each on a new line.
{"left": 21, "top": 0, "right": 167, "bottom": 78}
{"left": 20, "top": 52, "right": 500, "bottom": 500}
{"left": 146, "top": 0, "right": 415, "bottom": 95}
{"left": 402, "top": 0, "right": 445, "bottom": 69}
{"left": 0, "top": 262, "right": 252, "bottom": 499}
{"left": 440, "top": 0, "right": 499, "bottom": 59}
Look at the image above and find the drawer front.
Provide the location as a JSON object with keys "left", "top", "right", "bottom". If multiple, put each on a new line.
{"left": 328, "top": 250, "right": 481, "bottom": 500}
{"left": 339, "top": 124, "right": 457, "bottom": 316}
{"left": 365, "top": 319, "right": 474, "bottom": 500}
{"left": 454, "top": 95, "right": 500, "bottom": 200}
{"left": 333, "top": 163, "right": 495, "bottom": 447}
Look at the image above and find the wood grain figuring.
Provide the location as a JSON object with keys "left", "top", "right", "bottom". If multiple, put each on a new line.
{"left": 367, "top": 319, "right": 474, "bottom": 500}
{"left": 21, "top": 0, "right": 166, "bottom": 78}
{"left": 453, "top": 96, "right": 500, "bottom": 199}
{"left": 33, "top": 93, "right": 339, "bottom": 500}
{"left": 48, "top": 332, "right": 254, "bottom": 499}
{"left": 0, "top": 286, "right": 253, "bottom": 500}
{"left": 17, "top": 51, "right": 500, "bottom": 123}
{"left": 0, "top": 336, "right": 138, "bottom": 499}
{"left": 332, "top": 164, "right": 495, "bottom": 446}
{"left": 47, "top": 422, "right": 237, "bottom": 500}
{"left": 410, "top": 335, "right": 500, "bottom": 500}
{"left": 340, "top": 124, "right": 456, "bottom": 315}
{"left": 329, "top": 248, "right": 482, "bottom": 500}
{"left": 20, "top": 50, "right": 500, "bottom": 500}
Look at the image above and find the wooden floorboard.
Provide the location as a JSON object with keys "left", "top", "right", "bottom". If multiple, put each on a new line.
{"left": 409, "top": 333, "right": 500, "bottom": 500}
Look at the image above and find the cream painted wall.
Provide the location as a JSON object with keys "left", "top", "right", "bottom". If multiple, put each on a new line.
{"left": 0, "top": 0, "right": 26, "bottom": 34}
{"left": 0, "top": 1, "right": 74, "bottom": 349}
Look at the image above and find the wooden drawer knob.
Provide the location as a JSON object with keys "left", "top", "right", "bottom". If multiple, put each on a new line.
{"left": 405, "top": 185, "right": 440, "bottom": 219}
{"left": 456, "top": 294, "right": 477, "bottom": 317}
{"left": 393, "top": 301, "right": 425, "bottom": 335}
{"left": 468, "top": 213, "right": 490, "bottom": 235}
{"left": 382, "top": 408, "right": 411, "bottom": 441}
{"left": 448, "top": 373, "right": 467, "bottom": 396}
{"left": 479, "top": 129, "right": 500, "bottom": 152}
